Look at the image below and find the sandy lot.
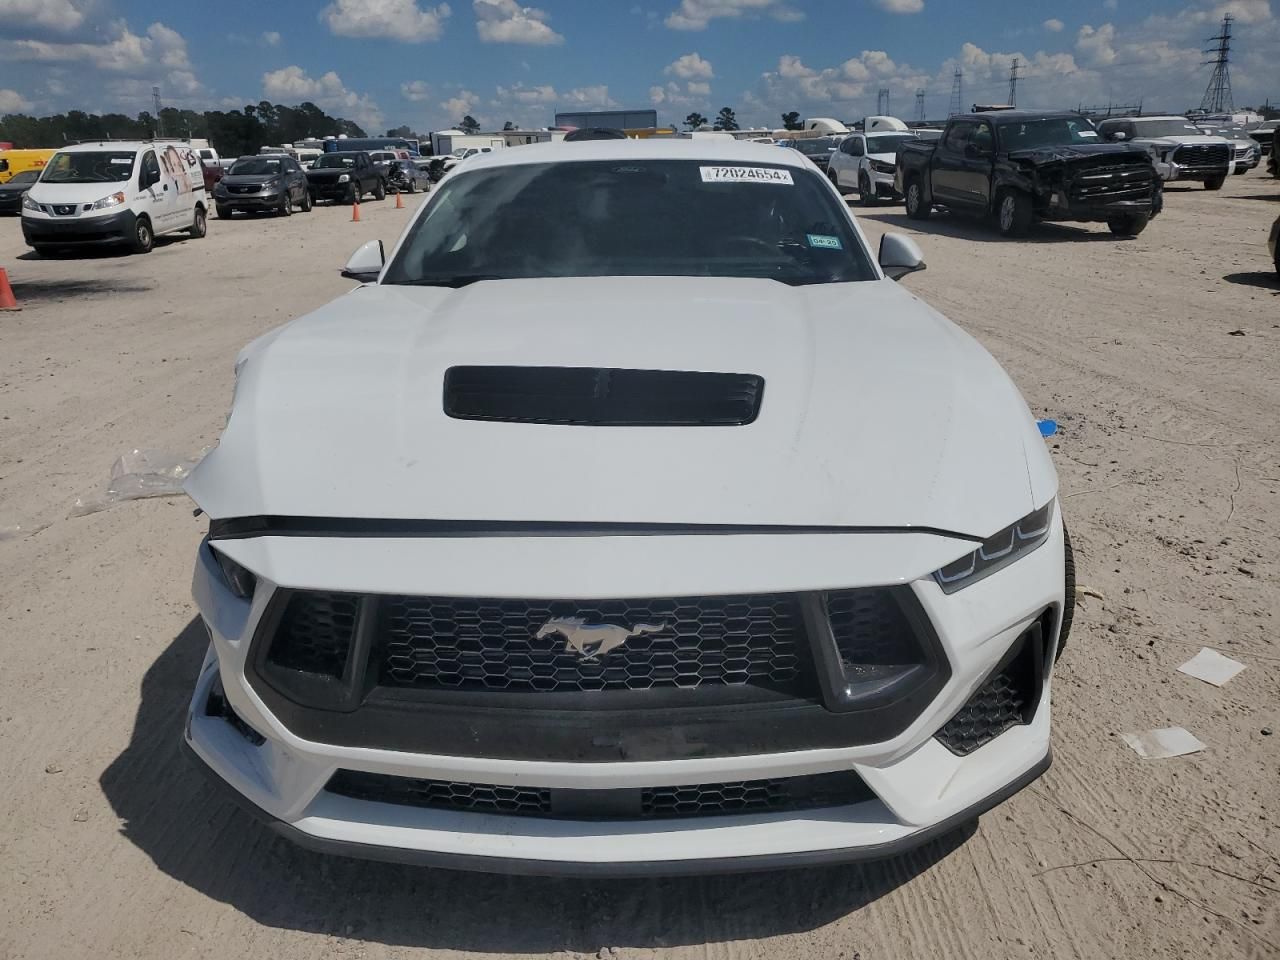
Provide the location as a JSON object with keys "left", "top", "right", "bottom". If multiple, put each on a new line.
{"left": 1, "top": 176, "right": 1277, "bottom": 960}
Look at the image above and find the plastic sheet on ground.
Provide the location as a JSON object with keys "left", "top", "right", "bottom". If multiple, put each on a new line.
{"left": 1177, "top": 647, "right": 1246, "bottom": 687}
{"left": 1120, "top": 727, "right": 1206, "bottom": 760}
{"left": 69, "top": 447, "right": 209, "bottom": 518}
{"left": 0, "top": 519, "right": 51, "bottom": 542}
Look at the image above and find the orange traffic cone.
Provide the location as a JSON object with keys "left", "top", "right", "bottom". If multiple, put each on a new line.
{"left": 395, "top": 191, "right": 403, "bottom": 209}
{"left": 0, "top": 268, "right": 18, "bottom": 311}
{"left": 351, "top": 199, "right": 361, "bottom": 223}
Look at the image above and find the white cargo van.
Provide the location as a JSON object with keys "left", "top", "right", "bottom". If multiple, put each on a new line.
{"left": 21, "top": 139, "right": 208, "bottom": 255}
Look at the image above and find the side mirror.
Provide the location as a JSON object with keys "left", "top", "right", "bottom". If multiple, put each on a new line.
{"left": 879, "top": 233, "right": 926, "bottom": 281}
{"left": 341, "top": 239, "right": 385, "bottom": 282}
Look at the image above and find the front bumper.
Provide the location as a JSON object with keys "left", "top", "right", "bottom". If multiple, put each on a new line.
{"left": 185, "top": 518, "right": 1064, "bottom": 874}
{"left": 1155, "top": 160, "right": 1229, "bottom": 182}
{"left": 869, "top": 168, "right": 900, "bottom": 198}
{"left": 215, "top": 191, "right": 283, "bottom": 209}
{"left": 22, "top": 208, "right": 136, "bottom": 246}
{"left": 308, "top": 180, "right": 353, "bottom": 200}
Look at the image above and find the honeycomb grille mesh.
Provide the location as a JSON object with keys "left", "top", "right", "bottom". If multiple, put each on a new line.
{"left": 935, "top": 669, "right": 1030, "bottom": 756}
{"left": 378, "top": 594, "right": 806, "bottom": 693}
{"left": 325, "top": 770, "right": 873, "bottom": 820}
{"left": 268, "top": 592, "right": 358, "bottom": 678}
{"left": 825, "top": 589, "right": 919, "bottom": 673}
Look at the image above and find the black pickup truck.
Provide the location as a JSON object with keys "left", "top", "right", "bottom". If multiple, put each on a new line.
{"left": 305, "top": 150, "right": 386, "bottom": 204}
{"left": 895, "top": 111, "right": 1160, "bottom": 237}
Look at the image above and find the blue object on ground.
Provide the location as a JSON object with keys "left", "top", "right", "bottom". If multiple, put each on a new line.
{"left": 1037, "top": 419, "right": 1058, "bottom": 438}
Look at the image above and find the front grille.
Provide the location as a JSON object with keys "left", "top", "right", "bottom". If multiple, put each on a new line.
{"left": 1173, "top": 143, "right": 1229, "bottom": 166}
{"left": 228, "top": 184, "right": 259, "bottom": 194}
{"left": 325, "top": 769, "right": 874, "bottom": 820}
{"left": 378, "top": 593, "right": 806, "bottom": 694}
{"left": 826, "top": 589, "right": 916, "bottom": 672}
{"left": 268, "top": 591, "right": 358, "bottom": 679}
{"left": 1234, "top": 145, "right": 1254, "bottom": 159}
{"left": 443, "top": 366, "right": 765, "bottom": 427}
{"left": 1068, "top": 164, "right": 1155, "bottom": 203}
{"left": 935, "top": 620, "right": 1045, "bottom": 756}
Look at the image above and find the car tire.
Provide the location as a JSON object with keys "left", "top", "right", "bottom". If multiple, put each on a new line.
{"left": 300, "top": 190, "right": 313, "bottom": 213}
{"left": 373, "top": 179, "right": 386, "bottom": 201}
{"left": 347, "top": 183, "right": 359, "bottom": 205}
{"left": 407, "top": 180, "right": 417, "bottom": 194}
{"left": 130, "top": 216, "right": 154, "bottom": 255}
{"left": 1233, "top": 168, "right": 1247, "bottom": 176}
{"left": 1057, "top": 525, "right": 1075, "bottom": 662}
{"left": 1205, "top": 175, "right": 1226, "bottom": 190}
{"left": 1107, "top": 212, "right": 1150, "bottom": 237}
{"left": 278, "top": 192, "right": 292, "bottom": 217}
{"left": 215, "top": 204, "right": 232, "bottom": 219}
{"left": 32, "top": 244, "right": 58, "bottom": 258}
{"left": 996, "top": 189, "right": 1032, "bottom": 238}
{"left": 188, "top": 206, "right": 207, "bottom": 239}
{"left": 904, "top": 178, "right": 930, "bottom": 220}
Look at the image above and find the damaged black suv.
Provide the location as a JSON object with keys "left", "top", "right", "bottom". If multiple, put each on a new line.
{"left": 897, "top": 110, "right": 1161, "bottom": 238}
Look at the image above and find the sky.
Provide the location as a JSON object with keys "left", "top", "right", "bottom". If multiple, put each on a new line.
{"left": 0, "top": 0, "right": 1276, "bottom": 135}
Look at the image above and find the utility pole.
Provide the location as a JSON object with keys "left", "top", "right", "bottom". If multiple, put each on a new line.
{"left": 949, "top": 69, "right": 963, "bottom": 117}
{"left": 1199, "top": 13, "right": 1234, "bottom": 115}
{"left": 914, "top": 88, "right": 926, "bottom": 123}
{"left": 1008, "top": 57, "right": 1022, "bottom": 108}
{"left": 876, "top": 88, "right": 890, "bottom": 116}
{"left": 152, "top": 84, "right": 165, "bottom": 137}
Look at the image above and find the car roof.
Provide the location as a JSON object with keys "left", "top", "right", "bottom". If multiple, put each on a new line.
{"left": 54, "top": 141, "right": 176, "bottom": 152}
{"left": 960, "top": 111, "right": 1086, "bottom": 123}
{"left": 459, "top": 138, "right": 814, "bottom": 174}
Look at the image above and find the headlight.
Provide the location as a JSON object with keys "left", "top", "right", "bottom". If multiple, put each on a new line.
{"left": 934, "top": 501, "right": 1054, "bottom": 593}
{"left": 22, "top": 194, "right": 40, "bottom": 212}
{"left": 211, "top": 544, "right": 257, "bottom": 599}
{"left": 90, "top": 191, "right": 126, "bottom": 210}
{"left": 870, "top": 159, "right": 895, "bottom": 174}
{"left": 261, "top": 179, "right": 279, "bottom": 192}
{"left": 337, "top": 173, "right": 350, "bottom": 183}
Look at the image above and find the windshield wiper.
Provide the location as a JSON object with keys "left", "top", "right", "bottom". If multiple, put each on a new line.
{"left": 396, "top": 274, "right": 507, "bottom": 288}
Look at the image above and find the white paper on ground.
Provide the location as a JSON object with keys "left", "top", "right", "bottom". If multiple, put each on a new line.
{"left": 1120, "top": 727, "right": 1206, "bottom": 760}
{"left": 1177, "top": 647, "right": 1246, "bottom": 687}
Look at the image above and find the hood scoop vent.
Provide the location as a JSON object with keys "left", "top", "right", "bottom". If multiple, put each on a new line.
{"left": 443, "top": 366, "right": 764, "bottom": 426}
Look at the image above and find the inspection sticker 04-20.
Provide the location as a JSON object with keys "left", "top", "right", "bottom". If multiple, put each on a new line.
{"left": 700, "top": 166, "right": 794, "bottom": 185}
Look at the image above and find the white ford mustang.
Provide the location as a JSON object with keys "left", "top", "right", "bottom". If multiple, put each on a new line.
{"left": 183, "top": 138, "right": 1070, "bottom": 875}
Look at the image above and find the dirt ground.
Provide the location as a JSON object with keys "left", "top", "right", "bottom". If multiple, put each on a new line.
{"left": 1, "top": 175, "right": 1277, "bottom": 960}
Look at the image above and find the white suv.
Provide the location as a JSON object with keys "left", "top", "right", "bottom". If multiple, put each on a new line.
{"left": 828, "top": 130, "right": 921, "bottom": 204}
{"left": 184, "top": 139, "right": 1068, "bottom": 875}
{"left": 1097, "top": 116, "right": 1232, "bottom": 189}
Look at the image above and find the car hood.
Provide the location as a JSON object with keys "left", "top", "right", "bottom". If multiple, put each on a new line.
{"left": 24, "top": 181, "right": 131, "bottom": 205}
{"left": 187, "top": 277, "right": 1054, "bottom": 538}
{"left": 1005, "top": 142, "right": 1149, "bottom": 164}
{"left": 0, "top": 181, "right": 33, "bottom": 194}
{"left": 220, "top": 173, "right": 279, "bottom": 186}
{"left": 305, "top": 167, "right": 353, "bottom": 178}
{"left": 1135, "top": 134, "right": 1229, "bottom": 147}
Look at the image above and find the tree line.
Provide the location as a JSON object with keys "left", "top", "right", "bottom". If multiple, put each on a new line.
{"left": 0, "top": 101, "right": 367, "bottom": 156}
{"left": 681, "top": 109, "right": 805, "bottom": 132}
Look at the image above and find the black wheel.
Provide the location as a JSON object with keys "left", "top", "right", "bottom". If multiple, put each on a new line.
{"left": 905, "top": 178, "right": 931, "bottom": 220}
{"left": 1108, "top": 212, "right": 1150, "bottom": 237}
{"left": 1233, "top": 167, "right": 1248, "bottom": 176}
{"left": 1151, "top": 187, "right": 1164, "bottom": 217}
{"left": 407, "top": 179, "right": 417, "bottom": 194}
{"left": 188, "top": 206, "right": 207, "bottom": 238}
{"left": 996, "top": 189, "right": 1032, "bottom": 237}
{"left": 300, "top": 190, "right": 313, "bottom": 212}
{"left": 278, "top": 192, "right": 292, "bottom": 216}
{"left": 1057, "top": 525, "right": 1075, "bottom": 662}
{"left": 346, "top": 183, "right": 359, "bottom": 204}
{"left": 1204, "top": 174, "right": 1226, "bottom": 190}
{"left": 373, "top": 178, "right": 386, "bottom": 201}
{"left": 216, "top": 204, "right": 232, "bottom": 219}
{"left": 32, "top": 244, "right": 58, "bottom": 257}
{"left": 130, "top": 216, "right": 154, "bottom": 254}
{"left": 858, "top": 172, "right": 877, "bottom": 206}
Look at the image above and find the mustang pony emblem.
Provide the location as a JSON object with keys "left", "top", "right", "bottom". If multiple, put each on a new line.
{"left": 536, "top": 617, "right": 667, "bottom": 660}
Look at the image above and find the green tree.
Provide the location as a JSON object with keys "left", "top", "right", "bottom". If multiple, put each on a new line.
{"left": 781, "top": 111, "right": 802, "bottom": 131}
{"left": 713, "top": 107, "right": 739, "bottom": 132}
{"left": 683, "top": 111, "right": 707, "bottom": 130}
{"left": 458, "top": 114, "right": 480, "bottom": 134}
{"left": 502, "top": 120, "right": 515, "bottom": 131}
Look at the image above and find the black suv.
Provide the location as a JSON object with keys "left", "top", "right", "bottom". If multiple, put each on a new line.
{"left": 306, "top": 151, "right": 386, "bottom": 204}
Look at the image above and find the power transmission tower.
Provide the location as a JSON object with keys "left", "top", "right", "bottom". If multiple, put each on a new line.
{"left": 1008, "top": 57, "right": 1022, "bottom": 107}
{"left": 1199, "top": 13, "right": 1234, "bottom": 115}
{"left": 152, "top": 84, "right": 165, "bottom": 136}
{"left": 876, "top": 88, "right": 890, "bottom": 115}
{"left": 914, "top": 88, "right": 926, "bottom": 123}
{"left": 949, "top": 69, "right": 963, "bottom": 116}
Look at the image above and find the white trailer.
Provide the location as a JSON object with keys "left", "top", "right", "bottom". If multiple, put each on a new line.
{"left": 431, "top": 130, "right": 506, "bottom": 157}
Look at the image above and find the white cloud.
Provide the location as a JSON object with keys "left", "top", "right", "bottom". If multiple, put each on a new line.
{"left": 874, "top": 0, "right": 922, "bottom": 12}
{"left": 664, "top": 51, "right": 714, "bottom": 79}
{"left": 665, "top": 0, "right": 803, "bottom": 31}
{"left": 321, "top": 0, "right": 451, "bottom": 42}
{"left": 9, "top": 20, "right": 191, "bottom": 73}
{"left": 1103, "top": 0, "right": 1117, "bottom": 8}
{"left": 440, "top": 89, "right": 481, "bottom": 122}
{"left": 1076, "top": 23, "right": 1117, "bottom": 65}
{"left": 401, "top": 79, "right": 430, "bottom": 101}
{"left": 0, "top": 88, "right": 33, "bottom": 112}
{"left": 494, "top": 82, "right": 559, "bottom": 104}
{"left": 1044, "top": 17, "right": 1064, "bottom": 32}
{"left": 262, "top": 30, "right": 281, "bottom": 45}
{"left": 262, "top": 65, "right": 383, "bottom": 130}
{"left": 0, "top": 0, "right": 88, "bottom": 32}
{"left": 474, "top": 0, "right": 564, "bottom": 43}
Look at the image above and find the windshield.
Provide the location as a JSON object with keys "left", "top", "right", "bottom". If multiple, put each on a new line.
{"left": 230, "top": 158, "right": 283, "bottom": 176}
{"left": 383, "top": 159, "right": 876, "bottom": 288}
{"left": 7, "top": 170, "right": 40, "bottom": 185}
{"left": 313, "top": 154, "right": 357, "bottom": 169}
{"left": 1130, "top": 119, "right": 1204, "bottom": 138}
{"left": 998, "top": 118, "right": 1098, "bottom": 149}
{"left": 794, "top": 139, "right": 837, "bottom": 155}
{"left": 40, "top": 151, "right": 136, "bottom": 184}
{"left": 865, "top": 134, "right": 918, "bottom": 154}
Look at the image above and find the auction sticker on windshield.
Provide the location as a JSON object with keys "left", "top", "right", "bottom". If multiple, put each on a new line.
{"left": 700, "top": 166, "right": 794, "bottom": 185}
